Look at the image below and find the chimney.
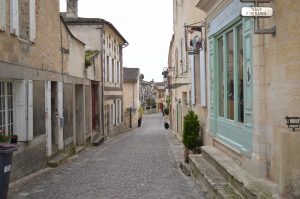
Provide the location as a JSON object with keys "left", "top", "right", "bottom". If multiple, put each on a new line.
{"left": 66, "top": 0, "right": 78, "bottom": 18}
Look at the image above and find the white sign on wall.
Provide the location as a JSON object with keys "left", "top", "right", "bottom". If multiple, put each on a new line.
{"left": 241, "top": 7, "right": 273, "bottom": 17}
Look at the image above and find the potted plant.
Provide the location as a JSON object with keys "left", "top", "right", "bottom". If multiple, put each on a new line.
{"left": 138, "top": 106, "right": 144, "bottom": 127}
{"left": 10, "top": 134, "right": 18, "bottom": 144}
{"left": 0, "top": 130, "right": 10, "bottom": 143}
{"left": 182, "top": 110, "right": 202, "bottom": 163}
{"left": 0, "top": 129, "right": 17, "bottom": 199}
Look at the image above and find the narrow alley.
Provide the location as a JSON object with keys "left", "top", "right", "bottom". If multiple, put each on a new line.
{"left": 8, "top": 113, "right": 207, "bottom": 199}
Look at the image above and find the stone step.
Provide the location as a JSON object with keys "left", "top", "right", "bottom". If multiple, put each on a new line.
{"left": 92, "top": 133, "right": 104, "bottom": 146}
{"left": 189, "top": 154, "right": 243, "bottom": 199}
{"left": 75, "top": 146, "right": 85, "bottom": 154}
{"left": 47, "top": 153, "right": 68, "bottom": 168}
{"left": 180, "top": 161, "right": 191, "bottom": 176}
{"left": 201, "top": 146, "right": 279, "bottom": 199}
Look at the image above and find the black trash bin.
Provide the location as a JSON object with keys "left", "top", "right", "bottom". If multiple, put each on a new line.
{"left": 138, "top": 117, "right": 142, "bottom": 127}
{"left": 0, "top": 144, "right": 17, "bottom": 199}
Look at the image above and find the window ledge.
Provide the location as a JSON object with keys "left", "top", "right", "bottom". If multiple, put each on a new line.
{"left": 17, "top": 37, "right": 34, "bottom": 45}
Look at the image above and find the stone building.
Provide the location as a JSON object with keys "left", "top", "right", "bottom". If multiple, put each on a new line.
{"left": 167, "top": 0, "right": 207, "bottom": 140}
{"left": 123, "top": 67, "right": 140, "bottom": 128}
{"left": 139, "top": 80, "right": 156, "bottom": 109}
{"left": 64, "top": 0, "right": 128, "bottom": 138}
{"left": 0, "top": 0, "right": 92, "bottom": 181}
{"left": 154, "top": 82, "right": 165, "bottom": 112}
{"left": 173, "top": 0, "right": 300, "bottom": 198}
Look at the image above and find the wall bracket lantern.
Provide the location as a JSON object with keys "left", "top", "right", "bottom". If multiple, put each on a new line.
{"left": 184, "top": 21, "right": 206, "bottom": 54}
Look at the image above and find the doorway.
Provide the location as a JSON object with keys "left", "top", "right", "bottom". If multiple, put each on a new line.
{"left": 75, "top": 85, "right": 84, "bottom": 146}
{"left": 91, "top": 82, "right": 99, "bottom": 132}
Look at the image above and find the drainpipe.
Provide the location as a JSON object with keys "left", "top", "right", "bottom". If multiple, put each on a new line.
{"left": 99, "top": 24, "right": 105, "bottom": 137}
{"left": 59, "top": 17, "right": 65, "bottom": 152}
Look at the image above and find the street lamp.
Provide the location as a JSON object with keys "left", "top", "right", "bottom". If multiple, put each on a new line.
{"left": 162, "top": 67, "right": 168, "bottom": 87}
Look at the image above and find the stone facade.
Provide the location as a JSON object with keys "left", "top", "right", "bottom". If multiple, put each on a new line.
{"left": 64, "top": 0, "right": 128, "bottom": 139}
{"left": 0, "top": 0, "right": 93, "bottom": 182}
{"left": 168, "top": 0, "right": 207, "bottom": 140}
{"left": 194, "top": 0, "right": 300, "bottom": 197}
{"left": 123, "top": 68, "right": 140, "bottom": 128}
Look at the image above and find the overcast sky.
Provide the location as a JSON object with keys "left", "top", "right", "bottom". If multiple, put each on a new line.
{"left": 60, "top": 0, "right": 173, "bottom": 82}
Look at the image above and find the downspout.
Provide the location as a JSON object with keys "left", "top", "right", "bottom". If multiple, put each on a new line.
{"left": 59, "top": 18, "right": 65, "bottom": 152}
{"left": 132, "top": 82, "right": 135, "bottom": 108}
{"left": 100, "top": 24, "right": 105, "bottom": 137}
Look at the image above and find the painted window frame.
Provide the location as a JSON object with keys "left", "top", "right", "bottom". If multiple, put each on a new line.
{"left": 0, "top": 80, "right": 14, "bottom": 134}
{"left": 209, "top": 17, "right": 253, "bottom": 155}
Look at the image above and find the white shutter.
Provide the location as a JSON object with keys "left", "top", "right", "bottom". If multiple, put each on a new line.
{"left": 13, "top": 80, "right": 33, "bottom": 141}
{"left": 45, "top": 81, "right": 52, "bottom": 156}
{"left": 200, "top": 49, "right": 206, "bottom": 107}
{"left": 10, "top": 0, "right": 19, "bottom": 36}
{"left": 13, "top": 80, "right": 26, "bottom": 141}
{"left": 57, "top": 82, "right": 63, "bottom": 150}
{"left": 27, "top": 80, "right": 33, "bottom": 140}
{"left": 29, "top": 0, "right": 36, "bottom": 42}
{"left": 119, "top": 100, "right": 122, "bottom": 123}
{"left": 190, "top": 54, "right": 195, "bottom": 105}
{"left": 0, "top": 0, "right": 5, "bottom": 31}
{"left": 113, "top": 103, "right": 116, "bottom": 125}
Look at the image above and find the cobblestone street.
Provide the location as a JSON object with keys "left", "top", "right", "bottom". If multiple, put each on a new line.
{"left": 8, "top": 113, "right": 207, "bottom": 199}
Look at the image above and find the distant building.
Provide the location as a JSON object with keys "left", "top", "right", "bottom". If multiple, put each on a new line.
{"left": 123, "top": 67, "right": 140, "bottom": 128}
{"left": 64, "top": 0, "right": 128, "bottom": 138}
{"left": 154, "top": 82, "right": 165, "bottom": 112}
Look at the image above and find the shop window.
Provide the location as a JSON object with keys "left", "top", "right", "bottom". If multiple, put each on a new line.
{"left": 218, "top": 37, "right": 224, "bottom": 117}
{"left": 217, "top": 22, "right": 244, "bottom": 123}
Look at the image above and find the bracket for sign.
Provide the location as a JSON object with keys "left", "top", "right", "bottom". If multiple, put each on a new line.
{"left": 240, "top": 0, "right": 276, "bottom": 36}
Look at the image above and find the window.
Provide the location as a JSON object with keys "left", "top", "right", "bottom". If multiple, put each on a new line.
{"left": 218, "top": 36, "right": 224, "bottom": 117}
{"left": 0, "top": 81, "right": 14, "bottom": 133}
{"left": 217, "top": 22, "right": 244, "bottom": 122}
{"left": 116, "top": 99, "right": 121, "bottom": 124}
{"left": 114, "top": 61, "right": 118, "bottom": 83}
{"left": 106, "top": 56, "right": 109, "bottom": 82}
{"left": 237, "top": 25, "right": 244, "bottom": 123}
{"left": 117, "top": 61, "right": 120, "bottom": 83}
{"left": 110, "top": 104, "right": 113, "bottom": 125}
{"left": 10, "top": 0, "right": 36, "bottom": 42}
{"left": 110, "top": 103, "right": 116, "bottom": 126}
{"left": 227, "top": 31, "right": 234, "bottom": 120}
{"left": 180, "top": 38, "right": 183, "bottom": 74}
{"left": 0, "top": 0, "right": 6, "bottom": 31}
{"left": 112, "top": 59, "right": 115, "bottom": 83}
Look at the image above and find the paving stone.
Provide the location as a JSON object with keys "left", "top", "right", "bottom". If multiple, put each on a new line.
{"left": 8, "top": 113, "right": 207, "bottom": 199}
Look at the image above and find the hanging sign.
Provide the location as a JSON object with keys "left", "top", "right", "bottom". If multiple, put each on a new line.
{"left": 241, "top": 7, "right": 273, "bottom": 17}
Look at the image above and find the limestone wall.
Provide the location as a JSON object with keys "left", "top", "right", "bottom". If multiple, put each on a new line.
{"left": 0, "top": 0, "right": 62, "bottom": 72}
